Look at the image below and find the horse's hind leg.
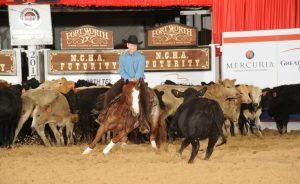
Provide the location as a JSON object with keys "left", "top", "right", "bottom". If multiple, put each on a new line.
{"left": 149, "top": 121, "right": 159, "bottom": 149}
{"left": 82, "top": 125, "right": 107, "bottom": 154}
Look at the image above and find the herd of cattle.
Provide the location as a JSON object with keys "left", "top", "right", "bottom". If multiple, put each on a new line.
{"left": 0, "top": 77, "right": 299, "bottom": 161}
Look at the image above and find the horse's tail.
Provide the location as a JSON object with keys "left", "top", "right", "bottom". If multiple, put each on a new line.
{"left": 156, "top": 114, "right": 167, "bottom": 148}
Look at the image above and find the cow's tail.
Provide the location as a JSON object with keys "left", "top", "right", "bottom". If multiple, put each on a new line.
{"left": 156, "top": 114, "right": 167, "bottom": 148}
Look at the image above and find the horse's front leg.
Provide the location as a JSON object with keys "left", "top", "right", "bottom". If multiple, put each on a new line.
{"left": 103, "top": 128, "right": 133, "bottom": 155}
{"left": 82, "top": 124, "right": 107, "bottom": 154}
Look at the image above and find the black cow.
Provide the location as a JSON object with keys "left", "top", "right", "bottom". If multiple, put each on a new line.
{"left": 168, "top": 87, "right": 226, "bottom": 164}
{"left": 0, "top": 85, "right": 22, "bottom": 147}
{"left": 201, "top": 81, "right": 215, "bottom": 86}
{"left": 22, "top": 78, "right": 40, "bottom": 90}
{"left": 75, "top": 80, "right": 97, "bottom": 88}
{"left": 262, "top": 84, "right": 300, "bottom": 134}
{"left": 64, "top": 87, "right": 109, "bottom": 143}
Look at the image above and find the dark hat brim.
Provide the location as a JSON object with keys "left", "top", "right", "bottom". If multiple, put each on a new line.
{"left": 122, "top": 39, "right": 143, "bottom": 45}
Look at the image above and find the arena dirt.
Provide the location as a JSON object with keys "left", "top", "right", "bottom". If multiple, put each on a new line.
{"left": 1, "top": 129, "right": 300, "bottom": 184}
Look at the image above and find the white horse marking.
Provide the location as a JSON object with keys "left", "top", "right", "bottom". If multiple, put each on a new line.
{"left": 131, "top": 88, "right": 140, "bottom": 116}
{"left": 82, "top": 147, "right": 93, "bottom": 155}
{"left": 103, "top": 140, "right": 116, "bottom": 155}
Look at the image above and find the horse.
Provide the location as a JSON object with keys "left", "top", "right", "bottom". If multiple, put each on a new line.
{"left": 82, "top": 80, "right": 166, "bottom": 155}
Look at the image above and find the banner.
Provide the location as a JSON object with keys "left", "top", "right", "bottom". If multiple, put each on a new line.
{"left": 48, "top": 47, "right": 210, "bottom": 74}
{"left": 0, "top": 50, "right": 16, "bottom": 75}
{"left": 44, "top": 45, "right": 218, "bottom": 87}
{"left": 222, "top": 28, "right": 300, "bottom": 88}
{"left": 0, "top": 49, "right": 22, "bottom": 84}
{"left": 61, "top": 25, "right": 114, "bottom": 49}
{"left": 147, "top": 23, "right": 197, "bottom": 47}
{"left": 8, "top": 4, "right": 53, "bottom": 45}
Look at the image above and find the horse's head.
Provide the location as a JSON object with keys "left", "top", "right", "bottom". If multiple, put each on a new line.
{"left": 122, "top": 80, "right": 141, "bottom": 116}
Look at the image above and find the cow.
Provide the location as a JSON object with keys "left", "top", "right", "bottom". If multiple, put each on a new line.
{"left": 0, "top": 79, "right": 11, "bottom": 88}
{"left": 74, "top": 79, "right": 97, "bottom": 88}
{"left": 219, "top": 84, "right": 252, "bottom": 136}
{"left": 65, "top": 86, "right": 110, "bottom": 143}
{"left": 201, "top": 81, "right": 215, "bottom": 86}
{"left": 168, "top": 88, "right": 226, "bottom": 164}
{"left": 22, "top": 78, "right": 41, "bottom": 90}
{"left": 0, "top": 85, "right": 22, "bottom": 147}
{"left": 261, "top": 84, "right": 300, "bottom": 134}
{"left": 13, "top": 89, "right": 78, "bottom": 146}
{"left": 154, "top": 79, "right": 240, "bottom": 121}
{"left": 239, "top": 86, "right": 263, "bottom": 136}
{"left": 38, "top": 77, "right": 75, "bottom": 94}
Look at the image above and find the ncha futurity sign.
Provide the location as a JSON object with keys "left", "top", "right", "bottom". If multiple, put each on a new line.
{"left": 48, "top": 47, "right": 210, "bottom": 74}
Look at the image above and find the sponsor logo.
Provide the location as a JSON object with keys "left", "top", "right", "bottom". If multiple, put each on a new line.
{"left": 20, "top": 8, "right": 41, "bottom": 28}
{"left": 280, "top": 60, "right": 300, "bottom": 71}
{"left": 280, "top": 48, "right": 300, "bottom": 71}
{"left": 225, "top": 50, "right": 274, "bottom": 72}
{"left": 245, "top": 50, "right": 255, "bottom": 59}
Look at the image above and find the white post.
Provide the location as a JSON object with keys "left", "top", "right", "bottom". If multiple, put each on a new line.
{"left": 27, "top": 45, "right": 40, "bottom": 81}
{"left": 13, "top": 48, "right": 23, "bottom": 84}
{"left": 209, "top": 44, "right": 220, "bottom": 81}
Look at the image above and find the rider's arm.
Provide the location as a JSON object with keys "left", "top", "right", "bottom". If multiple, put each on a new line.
{"left": 134, "top": 54, "right": 145, "bottom": 80}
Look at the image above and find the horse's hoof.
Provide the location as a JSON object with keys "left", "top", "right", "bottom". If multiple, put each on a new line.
{"left": 151, "top": 140, "right": 158, "bottom": 150}
{"left": 103, "top": 150, "right": 110, "bottom": 155}
{"left": 82, "top": 147, "right": 93, "bottom": 155}
{"left": 121, "top": 142, "right": 127, "bottom": 148}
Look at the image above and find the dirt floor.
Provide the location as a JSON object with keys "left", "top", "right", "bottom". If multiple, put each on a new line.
{"left": 1, "top": 129, "right": 300, "bottom": 184}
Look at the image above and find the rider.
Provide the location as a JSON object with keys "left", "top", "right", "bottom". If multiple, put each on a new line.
{"left": 98, "top": 35, "right": 150, "bottom": 134}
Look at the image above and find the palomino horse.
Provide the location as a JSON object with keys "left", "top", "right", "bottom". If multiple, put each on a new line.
{"left": 82, "top": 80, "right": 166, "bottom": 155}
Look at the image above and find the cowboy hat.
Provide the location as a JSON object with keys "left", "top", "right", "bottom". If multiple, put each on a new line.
{"left": 122, "top": 35, "right": 143, "bottom": 45}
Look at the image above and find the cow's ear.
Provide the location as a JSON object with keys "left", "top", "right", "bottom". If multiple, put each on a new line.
{"left": 272, "top": 91, "right": 277, "bottom": 97}
{"left": 247, "top": 85, "right": 253, "bottom": 92}
{"left": 197, "top": 87, "right": 207, "bottom": 97}
{"left": 171, "top": 89, "right": 182, "bottom": 98}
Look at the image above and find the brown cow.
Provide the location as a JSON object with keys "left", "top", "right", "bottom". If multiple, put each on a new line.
{"left": 13, "top": 89, "right": 78, "bottom": 146}
{"left": 154, "top": 79, "right": 241, "bottom": 120}
{"left": 239, "top": 86, "right": 263, "bottom": 136}
{"left": 0, "top": 79, "right": 11, "bottom": 88}
{"left": 219, "top": 85, "right": 252, "bottom": 136}
{"left": 38, "top": 77, "right": 75, "bottom": 94}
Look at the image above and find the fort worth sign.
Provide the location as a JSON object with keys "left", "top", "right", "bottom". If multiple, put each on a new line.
{"left": 48, "top": 47, "right": 210, "bottom": 74}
